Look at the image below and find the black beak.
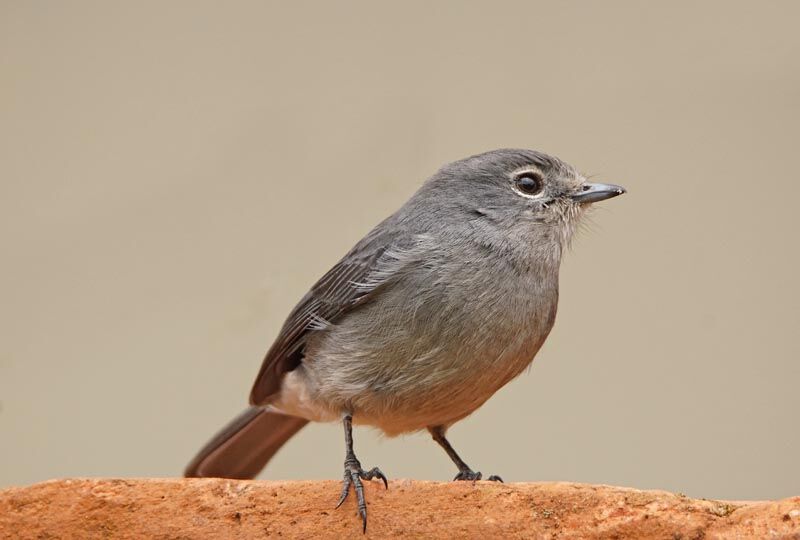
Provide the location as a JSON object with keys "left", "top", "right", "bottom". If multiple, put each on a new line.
{"left": 571, "top": 182, "right": 626, "bottom": 204}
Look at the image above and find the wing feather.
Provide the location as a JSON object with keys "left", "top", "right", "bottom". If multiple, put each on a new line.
{"left": 249, "top": 221, "right": 428, "bottom": 405}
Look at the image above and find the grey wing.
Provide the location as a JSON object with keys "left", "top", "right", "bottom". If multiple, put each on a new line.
{"left": 249, "top": 223, "right": 428, "bottom": 405}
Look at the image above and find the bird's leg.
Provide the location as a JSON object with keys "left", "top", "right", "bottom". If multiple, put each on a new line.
{"left": 428, "top": 425, "right": 503, "bottom": 482}
{"left": 335, "top": 413, "right": 388, "bottom": 532}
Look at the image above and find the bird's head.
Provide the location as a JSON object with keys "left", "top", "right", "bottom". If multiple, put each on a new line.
{"left": 418, "top": 148, "right": 625, "bottom": 263}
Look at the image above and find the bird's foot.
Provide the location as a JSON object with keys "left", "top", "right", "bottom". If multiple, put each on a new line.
{"left": 453, "top": 469, "right": 503, "bottom": 482}
{"left": 335, "top": 455, "right": 388, "bottom": 532}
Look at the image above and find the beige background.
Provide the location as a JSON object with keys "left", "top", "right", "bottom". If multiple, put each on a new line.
{"left": 1, "top": 1, "right": 798, "bottom": 501}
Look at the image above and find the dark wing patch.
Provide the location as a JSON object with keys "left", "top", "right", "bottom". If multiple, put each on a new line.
{"left": 249, "top": 224, "right": 425, "bottom": 405}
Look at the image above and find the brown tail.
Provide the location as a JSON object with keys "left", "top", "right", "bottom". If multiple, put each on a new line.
{"left": 184, "top": 407, "right": 308, "bottom": 479}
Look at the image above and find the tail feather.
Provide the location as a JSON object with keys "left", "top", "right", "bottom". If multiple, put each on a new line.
{"left": 185, "top": 407, "right": 307, "bottom": 479}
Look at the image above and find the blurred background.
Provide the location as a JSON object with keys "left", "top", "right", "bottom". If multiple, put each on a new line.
{"left": 1, "top": 1, "right": 798, "bottom": 501}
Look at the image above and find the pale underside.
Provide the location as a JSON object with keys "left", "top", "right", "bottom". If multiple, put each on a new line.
{"left": 267, "top": 233, "right": 560, "bottom": 436}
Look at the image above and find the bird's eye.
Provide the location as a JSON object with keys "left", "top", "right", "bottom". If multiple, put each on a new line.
{"left": 513, "top": 173, "right": 543, "bottom": 196}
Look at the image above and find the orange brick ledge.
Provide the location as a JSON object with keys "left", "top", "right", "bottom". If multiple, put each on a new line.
{"left": 1, "top": 478, "right": 798, "bottom": 539}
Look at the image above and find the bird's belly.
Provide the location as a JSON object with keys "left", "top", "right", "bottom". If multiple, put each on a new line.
{"left": 291, "top": 314, "right": 551, "bottom": 435}
{"left": 275, "top": 264, "right": 559, "bottom": 435}
{"left": 354, "top": 348, "right": 536, "bottom": 435}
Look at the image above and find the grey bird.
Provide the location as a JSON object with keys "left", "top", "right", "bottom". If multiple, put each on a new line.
{"left": 185, "top": 148, "right": 625, "bottom": 531}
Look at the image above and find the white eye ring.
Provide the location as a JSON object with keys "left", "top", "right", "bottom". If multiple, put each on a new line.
{"left": 512, "top": 171, "right": 545, "bottom": 199}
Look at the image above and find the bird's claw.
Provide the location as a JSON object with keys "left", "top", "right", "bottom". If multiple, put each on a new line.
{"left": 453, "top": 470, "right": 503, "bottom": 482}
{"left": 335, "top": 457, "right": 388, "bottom": 533}
{"left": 454, "top": 469, "right": 482, "bottom": 481}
